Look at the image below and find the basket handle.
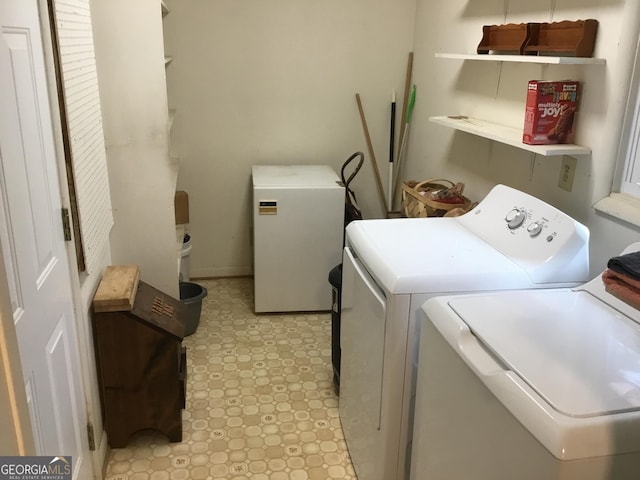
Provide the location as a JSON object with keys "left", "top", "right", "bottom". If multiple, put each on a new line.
{"left": 414, "top": 178, "right": 457, "bottom": 190}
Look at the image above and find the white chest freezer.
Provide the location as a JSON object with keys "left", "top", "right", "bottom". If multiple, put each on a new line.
{"left": 252, "top": 165, "right": 344, "bottom": 313}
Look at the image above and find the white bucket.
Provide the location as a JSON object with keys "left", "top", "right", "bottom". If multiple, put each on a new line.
{"left": 179, "top": 236, "right": 192, "bottom": 282}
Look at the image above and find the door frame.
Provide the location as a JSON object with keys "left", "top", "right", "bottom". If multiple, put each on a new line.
{"left": 37, "top": 0, "right": 105, "bottom": 475}
{"left": 0, "top": 248, "right": 34, "bottom": 454}
{"left": 0, "top": 0, "right": 100, "bottom": 475}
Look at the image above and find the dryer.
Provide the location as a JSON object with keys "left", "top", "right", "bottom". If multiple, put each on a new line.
{"left": 339, "top": 184, "right": 590, "bottom": 480}
{"left": 412, "top": 243, "right": 640, "bottom": 480}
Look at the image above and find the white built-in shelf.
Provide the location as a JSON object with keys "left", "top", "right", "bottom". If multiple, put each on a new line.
{"left": 161, "top": 0, "right": 169, "bottom": 16}
{"left": 435, "top": 53, "right": 606, "bottom": 65}
{"left": 429, "top": 116, "right": 591, "bottom": 156}
{"left": 164, "top": 56, "right": 173, "bottom": 66}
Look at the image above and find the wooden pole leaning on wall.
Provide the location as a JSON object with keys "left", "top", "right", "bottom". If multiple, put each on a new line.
{"left": 355, "top": 93, "right": 388, "bottom": 215}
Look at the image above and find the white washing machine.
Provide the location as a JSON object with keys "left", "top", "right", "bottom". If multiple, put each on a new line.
{"left": 339, "top": 184, "right": 590, "bottom": 480}
{"left": 411, "top": 242, "right": 640, "bottom": 480}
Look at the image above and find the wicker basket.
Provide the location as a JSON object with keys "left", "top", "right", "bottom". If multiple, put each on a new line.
{"left": 401, "top": 179, "right": 473, "bottom": 218}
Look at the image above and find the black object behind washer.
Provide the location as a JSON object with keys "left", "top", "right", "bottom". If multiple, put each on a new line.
{"left": 328, "top": 264, "right": 342, "bottom": 393}
{"left": 328, "top": 152, "right": 364, "bottom": 395}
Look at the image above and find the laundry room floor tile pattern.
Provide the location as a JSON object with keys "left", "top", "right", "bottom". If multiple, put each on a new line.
{"left": 104, "top": 277, "right": 355, "bottom": 480}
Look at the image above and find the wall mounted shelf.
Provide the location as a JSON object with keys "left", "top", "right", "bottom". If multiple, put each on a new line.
{"left": 435, "top": 53, "right": 606, "bottom": 65}
{"left": 429, "top": 116, "right": 591, "bottom": 156}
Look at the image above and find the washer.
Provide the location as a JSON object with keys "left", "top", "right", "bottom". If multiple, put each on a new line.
{"left": 339, "top": 184, "right": 590, "bottom": 480}
{"left": 411, "top": 242, "right": 640, "bottom": 480}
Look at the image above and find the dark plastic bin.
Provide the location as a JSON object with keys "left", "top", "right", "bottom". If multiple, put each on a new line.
{"left": 328, "top": 264, "right": 342, "bottom": 393}
{"left": 179, "top": 281, "right": 208, "bottom": 336}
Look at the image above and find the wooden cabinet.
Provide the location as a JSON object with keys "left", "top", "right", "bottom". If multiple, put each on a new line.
{"left": 92, "top": 266, "right": 187, "bottom": 448}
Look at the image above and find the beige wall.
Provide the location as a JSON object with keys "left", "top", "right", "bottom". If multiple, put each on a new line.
{"left": 166, "top": 0, "right": 640, "bottom": 278}
{"left": 164, "top": 0, "right": 417, "bottom": 277}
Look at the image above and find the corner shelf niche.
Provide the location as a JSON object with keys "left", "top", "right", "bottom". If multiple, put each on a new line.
{"left": 429, "top": 116, "right": 591, "bottom": 157}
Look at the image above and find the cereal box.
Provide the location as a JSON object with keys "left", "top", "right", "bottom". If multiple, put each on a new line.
{"left": 522, "top": 80, "right": 580, "bottom": 145}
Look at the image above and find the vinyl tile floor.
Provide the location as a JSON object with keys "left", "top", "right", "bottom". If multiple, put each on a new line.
{"left": 104, "top": 277, "right": 356, "bottom": 480}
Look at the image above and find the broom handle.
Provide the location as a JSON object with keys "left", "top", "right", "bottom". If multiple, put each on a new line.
{"left": 388, "top": 91, "right": 396, "bottom": 211}
{"left": 396, "top": 52, "right": 414, "bottom": 166}
{"left": 392, "top": 86, "right": 416, "bottom": 209}
{"left": 392, "top": 52, "right": 414, "bottom": 210}
{"left": 356, "top": 93, "right": 388, "bottom": 214}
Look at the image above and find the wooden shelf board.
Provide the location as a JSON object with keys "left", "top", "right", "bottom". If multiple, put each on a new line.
{"left": 435, "top": 52, "right": 606, "bottom": 65}
{"left": 429, "top": 115, "right": 591, "bottom": 156}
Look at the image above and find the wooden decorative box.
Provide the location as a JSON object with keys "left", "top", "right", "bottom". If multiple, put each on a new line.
{"left": 92, "top": 265, "right": 187, "bottom": 448}
{"left": 477, "top": 23, "right": 530, "bottom": 54}
{"left": 523, "top": 20, "right": 598, "bottom": 58}
{"left": 477, "top": 19, "right": 599, "bottom": 58}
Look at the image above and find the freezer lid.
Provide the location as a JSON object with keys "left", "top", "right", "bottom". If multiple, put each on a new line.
{"left": 449, "top": 289, "right": 640, "bottom": 417}
{"left": 252, "top": 165, "right": 342, "bottom": 188}
{"left": 345, "top": 218, "right": 531, "bottom": 294}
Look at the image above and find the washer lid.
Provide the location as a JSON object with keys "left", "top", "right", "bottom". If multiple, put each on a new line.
{"left": 449, "top": 290, "right": 640, "bottom": 417}
{"left": 345, "top": 218, "right": 530, "bottom": 294}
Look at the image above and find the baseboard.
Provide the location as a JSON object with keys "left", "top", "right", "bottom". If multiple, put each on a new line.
{"left": 190, "top": 265, "right": 253, "bottom": 278}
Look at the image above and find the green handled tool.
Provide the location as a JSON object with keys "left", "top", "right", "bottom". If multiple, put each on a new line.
{"left": 392, "top": 85, "right": 417, "bottom": 208}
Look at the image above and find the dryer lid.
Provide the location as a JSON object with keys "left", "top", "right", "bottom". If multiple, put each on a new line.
{"left": 449, "top": 289, "right": 640, "bottom": 417}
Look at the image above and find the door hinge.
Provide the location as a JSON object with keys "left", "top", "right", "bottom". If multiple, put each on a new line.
{"left": 87, "top": 422, "right": 96, "bottom": 451}
{"left": 61, "top": 208, "right": 72, "bottom": 241}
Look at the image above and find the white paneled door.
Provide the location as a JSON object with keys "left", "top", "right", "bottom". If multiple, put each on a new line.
{"left": 0, "top": 0, "right": 92, "bottom": 477}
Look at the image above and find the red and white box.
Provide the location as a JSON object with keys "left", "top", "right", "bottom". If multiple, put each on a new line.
{"left": 523, "top": 80, "right": 580, "bottom": 145}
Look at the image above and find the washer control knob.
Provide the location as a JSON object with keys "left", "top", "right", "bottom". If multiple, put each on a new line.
{"left": 527, "top": 222, "right": 543, "bottom": 237}
{"left": 506, "top": 209, "right": 526, "bottom": 229}
{"left": 505, "top": 208, "right": 519, "bottom": 222}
